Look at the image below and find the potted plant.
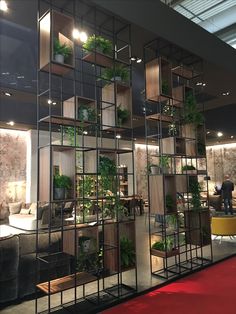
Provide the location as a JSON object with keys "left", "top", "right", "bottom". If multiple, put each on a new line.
{"left": 165, "top": 194, "right": 175, "bottom": 212}
{"left": 83, "top": 34, "right": 113, "bottom": 56}
{"left": 120, "top": 236, "right": 135, "bottom": 269}
{"left": 78, "top": 103, "right": 96, "bottom": 122}
{"left": 189, "top": 180, "right": 202, "bottom": 210}
{"left": 182, "top": 164, "right": 197, "bottom": 174}
{"left": 53, "top": 38, "right": 72, "bottom": 64}
{"left": 151, "top": 236, "right": 178, "bottom": 257}
{"left": 159, "top": 156, "right": 170, "bottom": 174}
{"left": 99, "top": 156, "right": 116, "bottom": 193}
{"left": 101, "top": 64, "right": 129, "bottom": 83}
{"left": 117, "top": 105, "right": 130, "bottom": 126}
{"left": 182, "top": 92, "right": 204, "bottom": 138}
{"left": 149, "top": 163, "right": 160, "bottom": 175}
{"left": 166, "top": 214, "right": 178, "bottom": 230}
{"left": 53, "top": 174, "right": 72, "bottom": 200}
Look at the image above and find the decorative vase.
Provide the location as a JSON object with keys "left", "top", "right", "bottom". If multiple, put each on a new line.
{"left": 55, "top": 54, "right": 64, "bottom": 63}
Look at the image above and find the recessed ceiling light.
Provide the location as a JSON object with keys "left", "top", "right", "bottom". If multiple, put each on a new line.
{"left": 130, "top": 57, "right": 136, "bottom": 61}
{"left": 17, "top": 75, "right": 24, "bottom": 79}
{"left": 2, "top": 72, "right": 9, "bottom": 75}
{"left": 6, "top": 121, "right": 14, "bottom": 126}
{"left": 202, "top": 83, "right": 206, "bottom": 87}
{"left": 0, "top": 1, "right": 8, "bottom": 12}
{"left": 136, "top": 58, "right": 142, "bottom": 63}
{"left": 3, "top": 91, "right": 12, "bottom": 96}
{"left": 207, "top": 131, "right": 210, "bottom": 134}
{"left": 83, "top": 131, "right": 88, "bottom": 135}
{"left": 217, "top": 132, "right": 223, "bottom": 137}
{"left": 231, "top": 136, "right": 234, "bottom": 139}
{"left": 222, "top": 92, "right": 230, "bottom": 96}
{"left": 116, "top": 134, "right": 121, "bottom": 139}
{"left": 47, "top": 99, "right": 52, "bottom": 104}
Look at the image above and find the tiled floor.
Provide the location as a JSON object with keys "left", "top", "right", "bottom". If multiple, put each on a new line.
{"left": 1, "top": 215, "right": 236, "bottom": 314}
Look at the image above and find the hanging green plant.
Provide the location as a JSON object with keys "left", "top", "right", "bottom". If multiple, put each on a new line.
{"left": 183, "top": 92, "right": 204, "bottom": 126}
{"left": 83, "top": 34, "right": 113, "bottom": 55}
{"left": 98, "top": 156, "right": 116, "bottom": 192}
{"left": 120, "top": 237, "right": 135, "bottom": 268}
{"left": 189, "top": 180, "right": 202, "bottom": 210}
{"left": 78, "top": 103, "right": 96, "bottom": 122}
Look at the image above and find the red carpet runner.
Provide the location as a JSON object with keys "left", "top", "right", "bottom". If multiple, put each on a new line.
{"left": 103, "top": 257, "right": 236, "bottom": 314}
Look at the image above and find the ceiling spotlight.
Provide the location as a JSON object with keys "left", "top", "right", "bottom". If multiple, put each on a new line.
{"left": 116, "top": 134, "right": 121, "bottom": 139}
{"left": 83, "top": 131, "right": 88, "bottom": 135}
{"left": 47, "top": 99, "right": 52, "bottom": 104}
{"left": 17, "top": 75, "right": 24, "bottom": 79}
{"left": 196, "top": 82, "right": 202, "bottom": 86}
{"left": 72, "top": 28, "right": 80, "bottom": 39}
{"left": 3, "top": 91, "right": 12, "bottom": 96}
{"left": 217, "top": 132, "right": 223, "bottom": 137}
{"left": 52, "top": 102, "right": 56, "bottom": 105}
{"left": 130, "top": 57, "right": 136, "bottom": 61}
{"left": 202, "top": 83, "right": 206, "bottom": 87}
{"left": 0, "top": 0, "right": 8, "bottom": 12}
{"left": 79, "top": 31, "right": 88, "bottom": 43}
{"left": 222, "top": 91, "right": 230, "bottom": 96}
{"left": 207, "top": 131, "right": 210, "bottom": 134}
{"left": 136, "top": 58, "right": 142, "bottom": 63}
{"left": 231, "top": 136, "right": 234, "bottom": 139}
{"left": 6, "top": 121, "right": 15, "bottom": 126}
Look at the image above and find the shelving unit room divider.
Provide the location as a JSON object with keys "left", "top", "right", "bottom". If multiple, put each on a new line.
{"left": 144, "top": 38, "right": 213, "bottom": 279}
{"left": 36, "top": 1, "right": 137, "bottom": 313}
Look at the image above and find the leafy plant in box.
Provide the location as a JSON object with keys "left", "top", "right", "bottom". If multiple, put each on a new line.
{"left": 83, "top": 34, "right": 113, "bottom": 55}
{"left": 120, "top": 237, "right": 135, "bottom": 268}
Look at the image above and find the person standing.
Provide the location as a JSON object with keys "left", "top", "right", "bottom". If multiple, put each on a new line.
{"left": 221, "top": 175, "right": 234, "bottom": 215}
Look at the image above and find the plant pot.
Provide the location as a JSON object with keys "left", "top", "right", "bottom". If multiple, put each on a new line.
{"left": 111, "top": 76, "right": 122, "bottom": 82}
{"left": 150, "top": 166, "right": 159, "bottom": 175}
{"left": 55, "top": 54, "right": 64, "bottom": 63}
{"left": 54, "top": 187, "right": 65, "bottom": 200}
{"left": 81, "top": 108, "right": 89, "bottom": 121}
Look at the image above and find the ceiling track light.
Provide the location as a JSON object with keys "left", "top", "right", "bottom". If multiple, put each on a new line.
{"left": 222, "top": 91, "right": 230, "bottom": 96}
{"left": 217, "top": 132, "right": 223, "bottom": 137}
{"left": 6, "top": 121, "right": 15, "bottom": 126}
{"left": 136, "top": 58, "right": 142, "bottom": 63}
{"left": 72, "top": 28, "right": 88, "bottom": 43}
{"left": 3, "top": 91, "right": 12, "bottom": 97}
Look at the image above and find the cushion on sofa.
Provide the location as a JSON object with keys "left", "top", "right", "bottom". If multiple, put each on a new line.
{"left": 20, "top": 208, "right": 31, "bottom": 215}
{"left": 29, "top": 203, "right": 37, "bottom": 214}
{"left": 9, "top": 202, "right": 22, "bottom": 215}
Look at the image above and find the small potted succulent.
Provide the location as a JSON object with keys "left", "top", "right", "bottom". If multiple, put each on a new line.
{"left": 159, "top": 156, "right": 170, "bottom": 174}
{"left": 53, "top": 38, "right": 72, "bottom": 64}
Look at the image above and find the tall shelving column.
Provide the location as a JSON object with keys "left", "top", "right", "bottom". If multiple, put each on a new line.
{"left": 36, "top": 1, "right": 137, "bottom": 313}
{"left": 144, "top": 38, "right": 213, "bottom": 280}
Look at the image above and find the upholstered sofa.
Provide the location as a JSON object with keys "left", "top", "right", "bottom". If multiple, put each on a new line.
{"left": 0, "top": 231, "right": 71, "bottom": 303}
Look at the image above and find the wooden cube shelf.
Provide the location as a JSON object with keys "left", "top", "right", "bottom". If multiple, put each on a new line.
{"left": 39, "top": 10, "right": 74, "bottom": 75}
{"left": 63, "top": 96, "right": 96, "bottom": 123}
{"left": 161, "top": 137, "right": 186, "bottom": 155}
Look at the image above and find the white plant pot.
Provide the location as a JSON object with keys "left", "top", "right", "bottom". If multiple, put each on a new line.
{"left": 82, "top": 109, "right": 89, "bottom": 121}
{"left": 150, "top": 166, "right": 159, "bottom": 175}
{"left": 55, "top": 54, "right": 64, "bottom": 63}
{"left": 111, "top": 76, "right": 122, "bottom": 82}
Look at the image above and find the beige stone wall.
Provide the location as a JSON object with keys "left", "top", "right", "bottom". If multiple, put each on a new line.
{"left": 0, "top": 129, "right": 27, "bottom": 203}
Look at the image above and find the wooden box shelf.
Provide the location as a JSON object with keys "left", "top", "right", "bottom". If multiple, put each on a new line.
{"left": 145, "top": 57, "right": 172, "bottom": 102}
{"left": 63, "top": 96, "right": 96, "bottom": 122}
{"left": 146, "top": 113, "right": 173, "bottom": 123}
{"left": 172, "top": 65, "right": 200, "bottom": 79}
{"left": 161, "top": 137, "right": 186, "bottom": 155}
{"left": 37, "top": 271, "right": 97, "bottom": 294}
{"left": 39, "top": 10, "right": 74, "bottom": 75}
{"left": 151, "top": 248, "right": 179, "bottom": 258}
{"left": 83, "top": 51, "right": 113, "bottom": 68}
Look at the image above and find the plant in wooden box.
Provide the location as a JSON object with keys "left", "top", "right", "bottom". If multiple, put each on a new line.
{"left": 54, "top": 38, "right": 72, "bottom": 64}
{"left": 117, "top": 105, "right": 130, "bottom": 126}
{"left": 78, "top": 103, "right": 96, "bottom": 122}
{"left": 102, "top": 64, "right": 129, "bottom": 83}
{"left": 99, "top": 156, "right": 116, "bottom": 193}
{"left": 159, "top": 156, "right": 170, "bottom": 174}
{"left": 182, "top": 164, "right": 196, "bottom": 174}
{"left": 151, "top": 236, "right": 178, "bottom": 257}
{"left": 53, "top": 174, "right": 72, "bottom": 200}
{"left": 120, "top": 237, "right": 135, "bottom": 269}
{"left": 182, "top": 92, "right": 204, "bottom": 138}
{"left": 83, "top": 34, "right": 113, "bottom": 56}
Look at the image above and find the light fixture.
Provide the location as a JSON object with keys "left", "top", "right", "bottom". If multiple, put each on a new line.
{"left": 47, "top": 99, "right": 52, "bottom": 104}
{"left": 231, "top": 136, "right": 234, "bottom": 139}
{"left": 217, "top": 131, "right": 223, "bottom": 137}
{"left": 6, "top": 121, "right": 15, "bottom": 126}
{"left": 136, "top": 58, "right": 142, "bottom": 63}
{"left": 79, "top": 31, "right": 88, "bottom": 43}
{"left": 207, "top": 131, "right": 210, "bottom": 134}
{"left": 116, "top": 134, "right": 121, "bottom": 139}
{"left": 3, "top": 91, "right": 12, "bottom": 97}
{"left": 222, "top": 91, "right": 230, "bottom": 96}
{"left": 17, "top": 75, "right": 24, "bottom": 79}
{"left": 130, "top": 57, "right": 136, "bottom": 61}
{"left": 202, "top": 83, "right": 206, "bottom": 87}
{"left": 0, "top": 0, "right": 8, "bottom": 12}
{"left": 72, "top": 28, "right": 80, "bottom": 39}
{"left": 83, "top": 130, "right": 88, "bottom": 135}
{"left": 196, "top": 82, "right": 206, "bottom": 86}
{"left": 52, "top": 102, "right": 56, "bottom": 105}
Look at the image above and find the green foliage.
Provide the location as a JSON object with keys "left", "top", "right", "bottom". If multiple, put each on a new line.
{"left": 117, "top": 105, "right": 130, "bottom": 125}
{"left": 78, "top": 103, "right": 96, "bottom": 122}
{"left": 63, "top": 126, "right": 77, "bottom": 145}
{"left": 168, "top": 123, "right": 177, "bottom": 136}
{"left": 120, "top": 237, "right": 135, "bottom": 268}
{"left": 162, "top": 79, "right": 170, "bottom": 95}
{"left": 79, "top": 175, "right": 94, "bottom": 197}
{"left": 54, "top": 38, "right": 72, "bottom": 58}
{"left": 183, "top": 92, "right": 204, "bottom": 125}
{"left": 189, "top": 180, "right": 202, "bottom": 210}
{"left": 165, "top": 194, "right": 174, "bottom": 210}
{"left": 162, "top": 103, "right": 175, "bottom": 116}
{"left": 166, "top": 214, "right": 177, "bottom": 229}
{"left": 101, "top": 65, "right": 129, "bottom": 83}
{"left": 152, "top": 236, "right": 174, "bottom": 252}
{"left": 54, "top": 174, "right": 72, "bottom": 189}
{"left": 83, "top": 34, "right": 113, "bottom": 55}
{"left": 182, "top": 165, "right": 196, "bottom": 171}
{"left": 159, "top": 156, "right": 170, "bottom": 168}
{"left": 103, "top": 197, "right": 128, "bottom": 219}
{"left": 99, "top": 156, "right": 116, "bottom": 192}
